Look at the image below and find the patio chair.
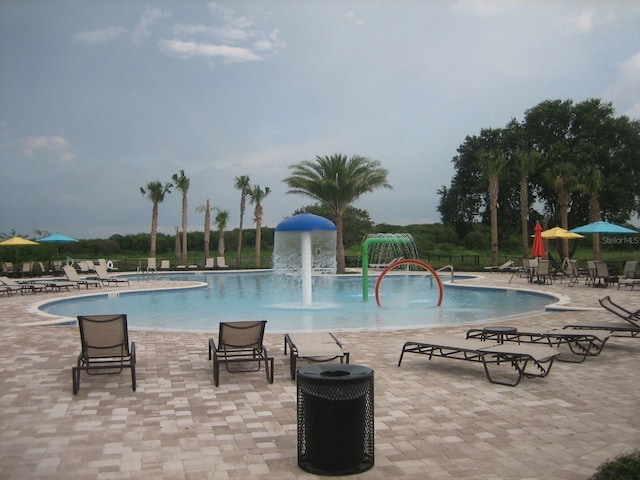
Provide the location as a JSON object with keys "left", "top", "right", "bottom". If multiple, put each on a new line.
{"left": 564, "top": 295, "right": 640, "bottom": 338}
{"left": 159, "top": 260, "right": 171, "bottom": 270}
{"left": 567, "top": 259, "right": 581, "bottom": 287}
{"left": 147, "top": 258, "right": 157, "bottom": 273}
{"left": 284, "top": 332, "right": 350, "bottom": 380}
{"left": 593, "top": 261, "right": 617, "bottom": 288}
{"left": 72, "top": 314, "right": 136, "bottom": 394}
{"left": 63, "top": 264, "right": 100, "bottom": 289}
{"left": 398, "top": 335, "right": 559, "bottom": 386}
{"left": 618, "top": 261, "right": 638, "bottom": 290}
{"left": 93, "top": 264, "right": 130, "bottom": 287}
{"left": 208, "top": 320, "right": 273, "bottom": 386}
{"left": 466, "top": 327, "right": 611, "bottom": 363}
{"left": 535, "top": 259, "right": 554, "bottom": 284}
{"left": 204, "top": 258, "right": 215, "bottom": 270}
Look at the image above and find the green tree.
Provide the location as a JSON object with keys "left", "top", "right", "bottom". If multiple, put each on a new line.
{"left": 172, "top": 170, "right": 190, "bottom": 264}
{"left": 234, "top": 175, "right": 251, "bottom": 266}
{"left": 195, "top": 199, "right": 212, "bottom": 258}
{"left": 284, "top": 154, "right": 391, "bottom": 273}
{"left": 248, "top": 185, "right": 271, "bottom": 267}
{"left": 140, "top": 181, "right": 172, "bottom": 258}
{"left": 214, "top": 208, "right": 229, "bottom": 256}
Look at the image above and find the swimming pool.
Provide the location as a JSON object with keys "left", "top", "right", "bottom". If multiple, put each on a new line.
{"left": 40, "top": 272, "right": 556, "bottom": 333}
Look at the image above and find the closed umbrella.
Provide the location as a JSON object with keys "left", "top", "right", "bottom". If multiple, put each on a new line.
{"left": 531, "top": 222, "right": 545, "bottom": 258}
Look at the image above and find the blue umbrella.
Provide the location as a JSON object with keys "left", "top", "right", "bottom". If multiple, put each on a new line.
{"left": 38, "top": 233, "right": 79, "bottom": 259}
{"left": 569, "top": 221, "right": 638, "bottom": 235}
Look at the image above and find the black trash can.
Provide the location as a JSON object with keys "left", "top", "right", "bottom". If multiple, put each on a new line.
{"left": 297, "top": 364, "right": 374, "bottom": 475}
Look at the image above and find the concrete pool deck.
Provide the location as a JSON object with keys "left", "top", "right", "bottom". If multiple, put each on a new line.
{"left": 1, "top": 272, "right": 639, "bottom": 479}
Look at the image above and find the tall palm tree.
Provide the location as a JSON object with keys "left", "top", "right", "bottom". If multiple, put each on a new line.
{"left": 214, "top": 208, "right": 230, "bottom": 256}
{"left": 514, "top": 149, "right": 537, "bottom": 259}
{"left": 139, "top": 181, "right": 172, "bottom": 258}
{"left": 284, "top": 154, "right": 392, "bottom": 274}
{"left": 248, "top": 185, "right": 271, "bottom": 268}
{"left": 482, "top": 151, "right": 507, "bottom": 266}
{"left": 234, "top": 175, "right": 251, "bottom": 266}
{"left": 547, "top": 164, "right": 579, "bottom": 259}
{"left": 172, "top": 170, "right": 190, "bottom": 264}
{"left": 196, "top": 199, "right": 211, "bottom": 259}
{"left": 581, "top": 165, "right": 604, "bottom": 260}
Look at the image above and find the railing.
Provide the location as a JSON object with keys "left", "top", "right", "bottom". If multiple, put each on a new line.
{"left": 436, "top": 264, "right": 455, "bottom": 282}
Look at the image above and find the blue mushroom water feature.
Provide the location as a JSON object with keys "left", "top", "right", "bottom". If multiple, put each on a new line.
{"left": 273, "top": 214, "right": 337, "bottom": 307}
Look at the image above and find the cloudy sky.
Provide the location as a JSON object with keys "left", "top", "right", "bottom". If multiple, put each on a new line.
{"left": 1, "top": 1, "right": 638, "bottom": 240}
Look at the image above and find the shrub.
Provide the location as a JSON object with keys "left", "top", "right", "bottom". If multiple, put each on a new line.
{"left": 589, "top": 450, "right": 640, "bottom": 480}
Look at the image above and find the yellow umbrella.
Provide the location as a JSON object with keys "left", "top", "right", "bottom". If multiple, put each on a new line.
{"left": 0, "top": 236, "right": 39, "bottom": 265}
{"left": 541, "top": 227, "right": 584, "bottom": 240}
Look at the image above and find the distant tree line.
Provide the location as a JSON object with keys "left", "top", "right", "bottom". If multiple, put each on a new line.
{"left": 437, "top": 98, "right": 640, "bottom": 263}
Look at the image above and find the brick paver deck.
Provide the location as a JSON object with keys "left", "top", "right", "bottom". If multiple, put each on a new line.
{"left": 1, "top": 271, "right": 638, "bottom": 479}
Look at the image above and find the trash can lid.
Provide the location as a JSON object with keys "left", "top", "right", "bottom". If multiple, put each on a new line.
{"left": 297, "top": 364, "right": 373, "bottom": 383}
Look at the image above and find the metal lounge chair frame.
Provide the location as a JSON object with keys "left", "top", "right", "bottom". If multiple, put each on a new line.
{"left": 397, "top": 336, "right": 559, "bottom": 386}
{"left": 284, "top": 332, "right": 350, "bottom": 380}
{"left": 564, "top": 295, "right": 640, "bottom": 337}
{"left": 73, "top": 314, "right": 136, "bottom": 394}
{"left": 466, "top": 327, "right": 610, "bottom": 363}
{"left": 617, "top": 261, "right": 639, "bottom": 290}
{"left": 208, "top": 320, "right": 274, "bottom": 386}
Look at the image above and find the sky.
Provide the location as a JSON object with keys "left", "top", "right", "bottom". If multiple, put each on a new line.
{"left": 1, "top": 1, "right": 639, "bottom": 240}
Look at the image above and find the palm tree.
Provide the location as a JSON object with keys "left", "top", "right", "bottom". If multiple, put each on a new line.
{"left": 581, "top": 165, "right": 604, "bottom": 260}
{"left": 248, "top": 185, "right": 271, "bottom": 268}
{"left": 547, "top": 164, "right": 579, "bottom": 259}
{"left": 214, "top": 208, "right": 230, "bottom": 256}
{"left": 234, "top": 175, "right": 251, "bottom": 267}
{"left": 139, "top": 181, "right": 172, "bottom": 258}
{"left": 196, "top": 199, "right": 212, "bottom": 259}
{"left": 514, "top": 149, "right": 537, "bottom": 259}
{"left": 284, "top": 154, "right": 392, "bottom": 274}
{"left": 482, "top": 151, "right": 507, "bottom": 266}
{"left": 172, "top": 170, "right": 190, "bottom": 264}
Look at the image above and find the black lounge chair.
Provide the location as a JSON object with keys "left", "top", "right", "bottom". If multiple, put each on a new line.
{"left": 72, "top": 314, "right": 136, "bottom": 394}
{"left": 466, "top": 327, "right": 610, "bottom": 363}
{"left": 284, "top": 332, "right": 349, "bottom": 380}
{"left": 208, "top": 320, "right": 274, "bottom": 386}
{"left": 398, "top": 335, "right": 559, "bottom": 386}
{"left": 564, "top": 296, "right": 640, "bottom": 337}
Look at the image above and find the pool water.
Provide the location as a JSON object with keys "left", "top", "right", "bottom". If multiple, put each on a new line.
{"left": 41, "top": 272, "right": 555, "bottom": 333}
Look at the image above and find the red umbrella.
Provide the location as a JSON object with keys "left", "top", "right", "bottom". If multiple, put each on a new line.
{"left": 531, "top": 222, "right": 545, "bottom": 258}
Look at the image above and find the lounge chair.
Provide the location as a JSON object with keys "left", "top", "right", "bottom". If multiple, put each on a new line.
{"left": 2, "top": 262, "right": 14, "bottom": 276}
{"left": 618, "top": 261, "right": 638, "bottom": 290}
{"left": 397, "top": 335, "right": 560, "bottom": 386}
{"left": 483, "top": 260, "right": 515, "bottom": 273}
{"left": 284, "top": 332, "right": 350, "bottom": 380}
{"left": 72, "top": 314, "right": 136, "bottom": 394}
{"left": 63, "top": 264, "right": 100, "bottom": 289}
{"left": 159, "top": 260, "right": 171, "bottom": 270}
{"left": 566, "top": 259, "right": 581, "bottom": 287}
{"left": 208, "top": 320, "right": 273, "bottom": 386}
{"left": 564, "top": 296, "right": 640, "bottom": 337}
{"left": 93, "top": 264, "right": 130, "bottom": 287}
{"left": 204, "top": 258, "right": 215, "bottom": 270}
{"left": 21, "top": 262, "right": 33, "bottom": 277}
{"left": 216, "top": 257, "right": 229, "bottom": 269}
{"left": 0, "top": 276, "right": 40, "bottom": 295}
{"left": 98, "top": 258, "right": 118, "bottom": 272}
{"left": 76, "top": 260, "right": 91, "bottom": 274}
{"left": 147, "top": 258, "right": 157, "bottom": 273}
{"left": 466, "top": 327, "right": 611, "bottom": 363}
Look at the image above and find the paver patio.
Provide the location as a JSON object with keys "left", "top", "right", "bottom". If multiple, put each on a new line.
{"left": 1, "top": 272, "right": 638, "bottom": 479}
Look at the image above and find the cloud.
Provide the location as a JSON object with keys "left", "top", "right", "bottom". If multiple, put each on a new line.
{"left": 604, "top": 51, "right": 640, "bottom": 118}
{"left": 134, "top": 7, "right": 171, "bottom": 44}
{"left": 565, "top": 8, "right": 615, "bottom": 34}
{"left": 19, "top": 135, "right": 75, "bottom": 164}
{"left": 73, "top": 26, "right": 126, "bottom": 44}
{"left": 253, "top": 29, "right": 286, "bottom": 53}
{"left": 158, "top": 39, "right": 262, "bottom": 62}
